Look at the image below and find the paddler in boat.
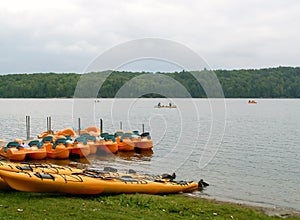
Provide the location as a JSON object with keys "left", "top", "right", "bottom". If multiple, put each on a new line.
{"left": 158, "top": 102, "right": 161, "bottom": 107}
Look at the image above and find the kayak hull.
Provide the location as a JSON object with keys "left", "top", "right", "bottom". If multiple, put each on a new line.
{"left": 0, "top": 170, "right": 199, "bottom": 195}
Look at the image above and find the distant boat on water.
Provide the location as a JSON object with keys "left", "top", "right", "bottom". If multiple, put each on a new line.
{"left": 248, "top": 100, "right": 257, "bottom": 104}
{"left": 154, "top": 102, "right": 177, "bottom": 108}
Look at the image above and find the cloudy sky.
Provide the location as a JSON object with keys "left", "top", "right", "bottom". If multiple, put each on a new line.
{"left": 0, "top": 0, "right": 299, "bottom": 74}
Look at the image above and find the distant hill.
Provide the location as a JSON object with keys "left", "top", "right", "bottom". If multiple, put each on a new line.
{"left": 0, "top": 67, "right": 299, "bottom": 98}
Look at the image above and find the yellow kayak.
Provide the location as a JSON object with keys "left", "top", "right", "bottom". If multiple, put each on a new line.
{"left": 0, "top": 176, "right": 11, "bottom": 190}
{"left": 0, "top": 170, "right": 199, "bottom": 195}
{"left": 0, "top": 161, "right": 82, "bottom": 190}
{"left": 0, "top": 161, "right": 174, "bottom": 184}
{"left": 0, "top": 161, "right": 82, "bottom": 174}
{"left": 0, "top": 161, "right": 208, "bottom": 194}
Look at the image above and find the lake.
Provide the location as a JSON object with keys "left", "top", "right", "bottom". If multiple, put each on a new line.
{"left": 0, "top": 98, "right": 299, "bottom": 211}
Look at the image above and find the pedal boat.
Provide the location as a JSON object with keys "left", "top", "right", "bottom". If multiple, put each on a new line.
{"left": 23, "top": 140, "right": 47, "bottom": 160}
{"left": 69, "top": 137, "right": 91, "bottom": 158}
{"left": 42, "top": 136, "right": 70, "bottom": 159}
{"left": 95, "top": 134, "right": 118, "bottom": 154}
{"left": 0, "top": 142, "right": 26, "bottom": 161}
{"left": 115, "top": 131, "right": 135, "bottom": 151}
{"left": 75, "top": 134, "right": 97, "bottom": 154}
{"left": 132, "top": 131, "right": 153, "bottom": 151}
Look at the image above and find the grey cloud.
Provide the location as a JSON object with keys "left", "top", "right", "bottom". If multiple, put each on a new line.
{"left": 0, "top": 0, "right": 299, "bottom": 74}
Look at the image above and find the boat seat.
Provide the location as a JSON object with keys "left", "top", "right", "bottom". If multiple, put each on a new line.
{"left": 15, "top": 165, "right": 33, "bottom": 171}
{"left": 28, "top": 140, "right": 40, "bottom": 147}
{"left": 133, "top": 130, "right": 139, "bottom": 136}
{"left": 52, "top": 138, "right": 67, "bottom": 149}
{"left": 74, "top": 136, "right": 87, "bottom": 145}
{"left": 100, "top": 133, "right": 109, "bottom": 138}
{"left": 114, "top": 131, "right": 124, "bottom": 137}
{"left": 4, "top": 142, "right": 19, "bottom": 153}
{"left": 140, "top": 132, "right": 150, "bottom": 137}
{"left": 34, "top": 173, "right": 55, "bottom": 180}
{"left": 104, "top": 135, "right": 116, "bottom": 142}
{"left": 42, "top": 136, "right": 53, "bottom": 143}
{"left": 120, "top": 133, "right": 133, "bottom": 141}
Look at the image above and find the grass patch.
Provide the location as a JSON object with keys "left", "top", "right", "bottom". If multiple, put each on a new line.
{"left": 0, "top": 191, "right": 298, "bottom": 220}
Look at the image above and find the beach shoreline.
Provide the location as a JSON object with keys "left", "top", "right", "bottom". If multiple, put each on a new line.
{"left": 186, "top": 194, "right": 300, "bottom": 218}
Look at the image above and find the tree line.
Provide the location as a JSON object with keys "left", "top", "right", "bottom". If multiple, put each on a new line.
{"left": 0, "top": 67, "right": 299, "bottom": 98}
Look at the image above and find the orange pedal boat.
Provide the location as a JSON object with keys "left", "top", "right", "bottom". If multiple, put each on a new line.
{"left": 133, "top": 132, "right": 153, "bottom": 151}
{"left": 115, "top": 131, "right": 135, "bottom": 151}
{"left": 74, "top": 134, "right": 98, "bottom": 154}
{"left": 0, "top": 142, "right": 26, "bottom": 161}
{"left": 95, "top": 134, "right": 118, "bottom": 154}
{"left": 69, "top": 137, "right": 91, "bottom": 158}
{"left": 23, "top": 140, "right": 47, "bottom": 160}
{"left": 42, "top": 136, "right": 70, "bottom": 159}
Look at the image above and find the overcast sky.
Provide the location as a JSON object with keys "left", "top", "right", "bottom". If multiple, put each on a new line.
{"left": 0, "top": 0, "right": 299, "bottom": 74}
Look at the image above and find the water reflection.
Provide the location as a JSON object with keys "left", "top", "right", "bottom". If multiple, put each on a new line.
{"left": 22, "top": 149, "right": 154, "bottom": 169}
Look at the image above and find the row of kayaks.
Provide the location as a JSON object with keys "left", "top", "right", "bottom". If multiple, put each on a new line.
{"left": 0, "top": 127, "right": 153, "bottom": 161}
{"left": 0, "top": 161, "right": 208, "bottom": 194}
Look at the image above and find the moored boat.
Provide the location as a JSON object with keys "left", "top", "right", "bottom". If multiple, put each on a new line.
{"left": 75, "top": 134, "right": 97, "bottom": 154}
{"left": 0, "top": 169, "right": 201, "bottom": 195}
{"left": 154, "top": 103, "right": 177, "bottom": 108}
{"left": 248, "top": 100, "right": 257, "bottom": 104}
{"left": 0, "top": 142, "right": 26, "bottom": 161}
{"left": 132, "top": 131, "right": 153, "bottom": 151}
{"left": 85, "top": 126, "right": 101, "bottom": 137}
{"left": 55, "top": 128, "right": 76, "bottom": 137}
{"left": 95, "top": 134, "right": 118, "bottom": 154}
{"left": 41, "top": 137, "right": 70, "bottom": 159}
{"left": 0, "top": 160, "right": 82, "bottom": 189}
{"left": 70, "top": 137, "right": 91, "bottom": 158}
{"left": 24, "top": 140, "right": 47, "bottom": 160}
{"left": 116, "top": 131, "right": 135, "bottom": 151}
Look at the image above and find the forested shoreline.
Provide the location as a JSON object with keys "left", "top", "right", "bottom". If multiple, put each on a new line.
{"left": 0, "top": 67, "right": 299, "bottom": 98}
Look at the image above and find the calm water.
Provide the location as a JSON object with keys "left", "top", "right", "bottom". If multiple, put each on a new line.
{"left": 0, "top": 98, "right": 299, "bottom": 211}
